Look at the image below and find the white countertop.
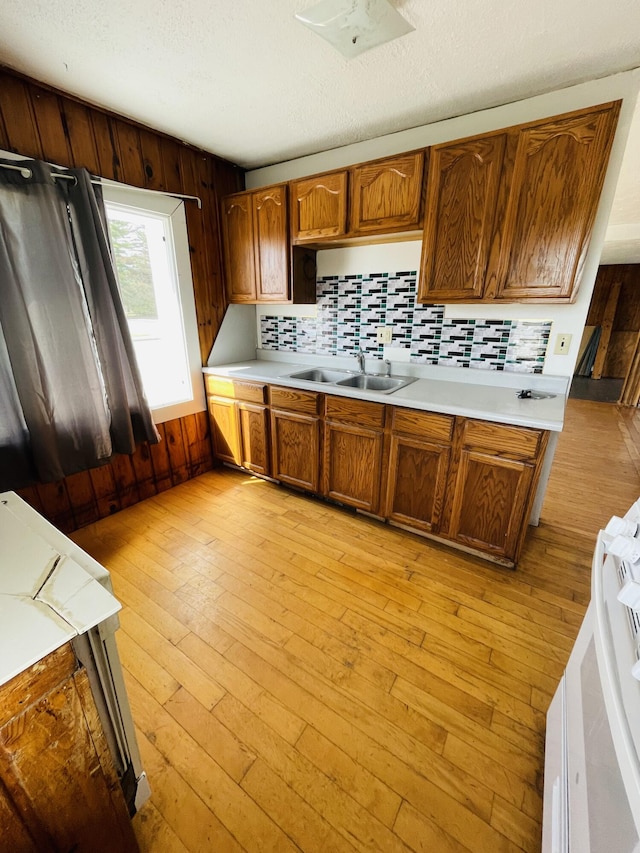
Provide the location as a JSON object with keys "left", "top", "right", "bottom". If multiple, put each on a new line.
{"left": 204, "top": 353, "right": 569, "bottom": 432}
{"left": 0, "top": 492, "right": 121, "bottom": 687}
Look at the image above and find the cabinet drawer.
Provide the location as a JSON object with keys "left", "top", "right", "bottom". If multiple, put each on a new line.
{"left": 391, "top": 408, "right": 454, "bottom": 442}
{"left": 269, "top": 385, "right": 320, "bottom": 415}
{"left": 324, "top": 395, "right": 385, "bottom": 429}
{"left": 461, "top": 418, "right": 542, "bottom": 460}
{"left": 204, "top": 375, "right": 266, "bottom": 403}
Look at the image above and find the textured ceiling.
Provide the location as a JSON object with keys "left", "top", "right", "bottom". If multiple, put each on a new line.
{"left": 1, "top": 0, "right": 640, "bottom": 260}
{"left": 0, "top": 0, "right": 639, "bottom": 169}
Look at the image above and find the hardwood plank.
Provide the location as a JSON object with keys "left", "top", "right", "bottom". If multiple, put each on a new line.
{"left": 163, "top": 688, "right": 256, "bottom": 784}
{"left": 134, "top": 728, "right": 243, "bottom": 853}
{"left": 125, "top": 674, "right": 299, "bottom": 852}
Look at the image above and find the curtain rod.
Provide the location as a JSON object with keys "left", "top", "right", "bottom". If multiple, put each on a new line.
{"left": 0, "top": 162, "right": 203, "bottom": 209}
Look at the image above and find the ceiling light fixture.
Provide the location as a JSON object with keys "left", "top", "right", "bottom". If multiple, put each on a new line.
{"left": 294, "top": 0, "right": 415, "bottom": 59}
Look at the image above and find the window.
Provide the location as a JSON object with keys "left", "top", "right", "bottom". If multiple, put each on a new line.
{"left": 103, "top": 187, "right": 204, "bottom": 423}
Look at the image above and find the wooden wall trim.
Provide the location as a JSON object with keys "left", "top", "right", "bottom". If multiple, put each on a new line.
{"left": 0, "top": 67, "right": 242, "bottom": 529}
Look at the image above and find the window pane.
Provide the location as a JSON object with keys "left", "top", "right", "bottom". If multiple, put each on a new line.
{"left": 106, "top": 205, "right": 193, "bottom": 410}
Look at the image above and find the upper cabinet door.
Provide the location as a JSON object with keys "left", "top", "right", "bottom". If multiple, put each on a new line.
{"left": 350, "top": 151, "right": 425, "bottom": 235}
{"left": 253, "top": 185, "right": 289, "bottom": 301}
{"left": 290, "top": 172, "right": 348, "bottom": 241}
{"left": 221, "top": 192, "right": 257, "bottom": 302}
{"left": 493, "top": 102, "right": 620, "bottom": 301}
{"left": 418, "top": 135, "right": 506, "bottom": 302}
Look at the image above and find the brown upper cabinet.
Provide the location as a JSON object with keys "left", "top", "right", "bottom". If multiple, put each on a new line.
{"left": 290, "top": 151, "right": 426, "bottom": 244}
{"left": 290, "top": 171, "right": 349, "bottom": 242}
{"left": 350, "top": 151, "right": 426, "bottom": 235}
{"left": 221, "top": 185, "right": 315, "bottom": 304}
{"left": 418, "top": 101, "right": 621, "bottom": 304}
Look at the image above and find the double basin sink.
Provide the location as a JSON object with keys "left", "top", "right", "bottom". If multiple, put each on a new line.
{"left": 283, "top": 368, "right": 417, "bottom": 395}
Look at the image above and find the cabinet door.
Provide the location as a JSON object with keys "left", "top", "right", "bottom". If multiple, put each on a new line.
{"left": 208, "top": 396, "right": 241, "bottom": 465}
{"left": 493, "top": 103, "right": 619, "bottom": 301}
{"left": 270, "top": 409, "right": 320, "bottom": 492}
{"left": 447, "top": 449, "right": 535, "bottom": 560}
{"left": 385, "top": 435, "right": 450, "bottom": 532}
{"left": 290, "top": 172, "right": 348, "bottom": 241}
{"left": 350, "top": 151, "right": 425, "bottom": 234}
{"left": 253, "top": 186, "right": 290, "bottom": 301}
{"left": 238, "top": 402, "right": 270, "bottom": 476}
{"left": 323, "top": 421, "right": 384, "bottom": 513}
{"left": 221, "top": 192, "right": 257, "bottom": 302}
{"left": 418, "top": 135, "right": 505, "bottom": 302}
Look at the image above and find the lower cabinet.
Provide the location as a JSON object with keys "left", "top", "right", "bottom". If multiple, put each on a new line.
{"left": 269, "top": 386, "right": 320, "bottom": 492}
{"left": 322, "top": 396, "right": 385, "bottom": 513}
{"left": 444, "top": 418, "right": 548, "bottom": 563}
{"left": 206, "top": 377, "right": 270, "bottom": 474}
{"left": 385, "top": 408, "right": 453, "bottom": 533}
{"left": 205, "top": 374, "right": 549, "bottom": 566}
{"left": 0, "top": 644, "right": 138, "bottom": 853}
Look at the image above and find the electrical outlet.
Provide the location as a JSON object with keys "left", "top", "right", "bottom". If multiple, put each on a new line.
{"left": 376, "top": 326, "right": 393, "bottom": 344}
{"left": 554, "top": 333, "right": 572, "bottom": 355}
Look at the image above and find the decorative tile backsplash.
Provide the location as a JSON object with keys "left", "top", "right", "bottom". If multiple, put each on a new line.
{"left": 260, "top": 271, "right": 551, "bottom": 373}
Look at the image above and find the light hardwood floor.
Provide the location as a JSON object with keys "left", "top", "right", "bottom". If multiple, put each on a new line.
{"left": 71, "top": 399, "right": 640, "bottom": 853}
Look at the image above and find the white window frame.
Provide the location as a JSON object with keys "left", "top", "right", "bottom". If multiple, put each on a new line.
{"left": 102, "top": 186, "right": 205, "bottom": 424}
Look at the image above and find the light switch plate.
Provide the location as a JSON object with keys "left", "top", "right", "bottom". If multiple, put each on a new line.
{"left": 554, "top": 333, "right": 572, "bottom": 355}
{"left": 376, "top": 326, "right": 393, "bottom": 344}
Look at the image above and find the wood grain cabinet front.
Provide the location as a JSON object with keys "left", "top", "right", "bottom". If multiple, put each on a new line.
{"left": 385, "top": 409, "right": 454, "bottom": 533}
{"left": 443, "top": 418, "right": 548, "bottom": 563}
{"left": 207, "top": 379, "right": 269, "bottom": 474}
{"left": 418, "top": 101, "right": 620, "bottom": 304}
{"left": 322, "top": 396, "right": 386, "bottom": 513}
{"left": 269, "top": 386, "right": 320, "bottom": 492}
{"left": 350, "top": 151, "right": 425, "bottom": 236}
{"left": 0, "top": 644, "right": 138, "bottom": 853}
{"left": 290, "top": 171, "right": 348, "bottom": 242}
{"left": 221, "top": 186, "right": 315, "bottom": 304}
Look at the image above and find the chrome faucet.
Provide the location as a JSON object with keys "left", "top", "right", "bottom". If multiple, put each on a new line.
{"left": 383, "top": 359, "right": 392, "bottom": 377}
{"left": 355, "top": 347, "right": 366, "bottom": 374}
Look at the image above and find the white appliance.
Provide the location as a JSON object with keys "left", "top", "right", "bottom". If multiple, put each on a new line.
{"left": 543, "top": 499, "right": 640, "bottom": 852}
{"left": 0, "top": 492, "right": 150, "bottom": 815}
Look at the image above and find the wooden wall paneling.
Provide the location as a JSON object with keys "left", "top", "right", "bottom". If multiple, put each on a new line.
{"left": 148, "top": 423, "right": 174, "bottom": 493}
{"left": 89, "top": 466, "right": 122, "bottom": 518}
{"left": 138, "top": 128, "right": 167, "bottom": 190}
{"left": 63, "top": 470, "right": 100, "bottom": 528}
{"left": 604, "top": 331, "right": 639, "bottom": 378}
{"left": 592, "top": 281, "right": 622, "bottom": 379}
{"left": 30, "top": 89, "right": 73, "bottom": 166}
{"left": 159, "top": 138, "right": 184, "bottom": 194}
{"left": 183, "top": 410, "right": 213, "bottom": 478}
{"left": 58, "top": 100, "right": 102, "bottom": 174}
{"left": 110, "top": 453, "right": 141, "bottom": 509}
{"left": 163, "top": 418, "right": 190, "bottom": 484}
{"left": 14, "top": 486, "right": 44, "bottom": 516}
{"left": 34, "top": 481, "right": 75, "bottom": 532}
{"left": 179, "top": 148, "right": 212, "bottom": 363}
{"left": 129, "top": 442, "right": 158, "bottom": 501}
{"left": 89, "top": 112, "right": 122, "bottom": 181}
{"left": 112, "top": 120, "right": 146, "bottom": 187}
{"left": 0, "top": 75, "right": 43, "bottom": 157}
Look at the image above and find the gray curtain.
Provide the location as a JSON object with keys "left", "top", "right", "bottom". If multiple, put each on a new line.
{"left": 0, "top": 159, "right": 159, "bottom": 490}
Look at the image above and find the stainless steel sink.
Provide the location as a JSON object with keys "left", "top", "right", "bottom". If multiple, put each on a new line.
{"left": 336, "top": 374, "right": 416, "bottom": 393}
{"left": 287, "top": 368, "right": 351, "bottom": 383}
